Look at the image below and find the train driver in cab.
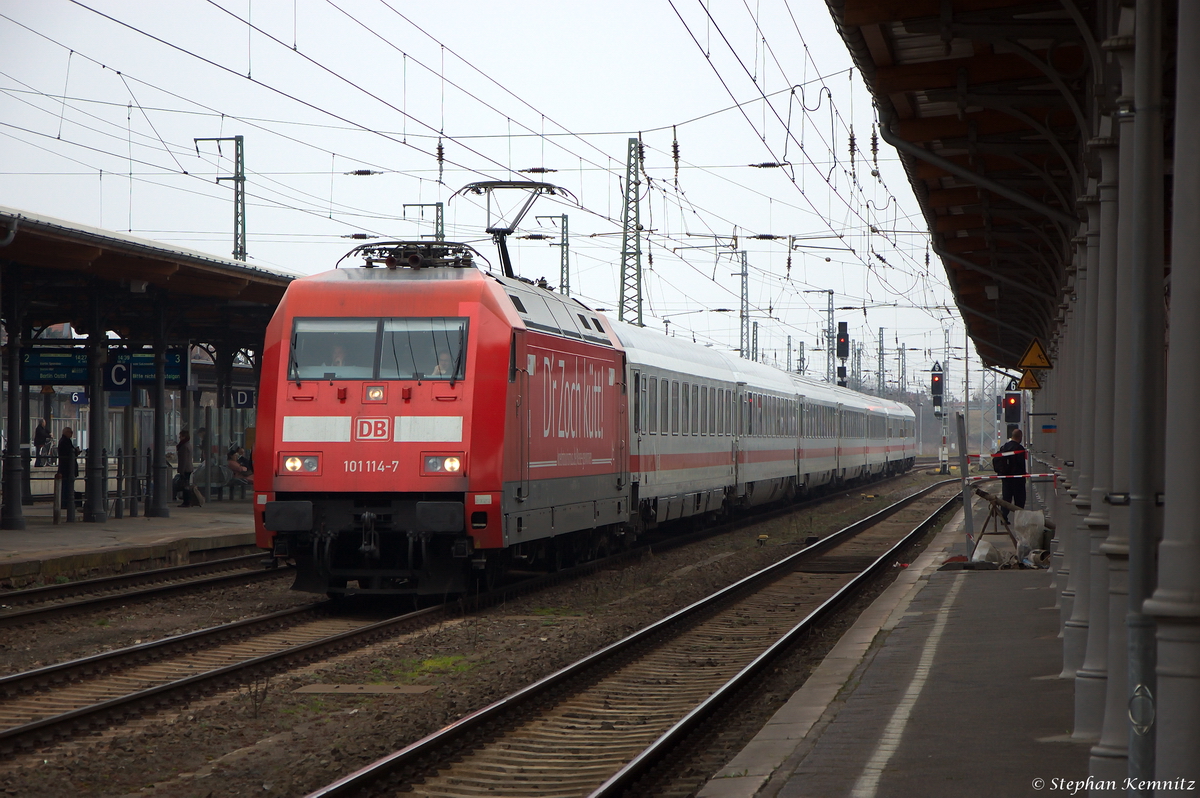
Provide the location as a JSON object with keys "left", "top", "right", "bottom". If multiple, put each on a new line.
{"left": 431, "top": 350, "right": 455, "bottom": 377}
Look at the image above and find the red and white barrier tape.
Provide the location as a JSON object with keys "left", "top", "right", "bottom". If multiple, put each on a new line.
{"left": 967, "top": 472, "right": 1059, "bottom": 487}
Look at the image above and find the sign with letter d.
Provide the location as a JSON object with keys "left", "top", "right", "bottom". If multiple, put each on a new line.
{"left": 355, "top": 417, "right": 390, "bottom": 441}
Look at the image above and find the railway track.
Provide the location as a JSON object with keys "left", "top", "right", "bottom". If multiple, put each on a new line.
{"left": 0, "top": 470, "right": 942, "bottom": 758}
{"left": 0, "top": 554, "right": 289, "bottom": 629}
{"left": 305, "top": 480, "right": 959, "bottom": 798}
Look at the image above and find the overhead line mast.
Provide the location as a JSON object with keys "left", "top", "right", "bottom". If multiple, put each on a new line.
{"left": 535, "top": 214, "right": 570, "bottom": 295}
{"left": 619, "top": 137, "right": 643, "bottom": 326}
{"left": 194, "top": 135, "right": 246, "bottom": 261}
{"left": 738, "top": 251, "right": 750, "bottom": 358}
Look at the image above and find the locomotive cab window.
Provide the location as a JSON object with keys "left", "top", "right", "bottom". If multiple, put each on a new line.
{"left": 379, "top": 318, "right": 468, "bottom": 381}
{"left": 289, "top": 317, "right": 468, "bottom": 381}
{"left": 290, "top": 319, "right": 378, "bottom": 380}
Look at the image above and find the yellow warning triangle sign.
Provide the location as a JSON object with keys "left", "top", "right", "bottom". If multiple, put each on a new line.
{"left": 1018, "top": 338, "right": 1052, "bottom": 369}
{"left": 1017, "top": 369, "right": 1041, "bottom": 390}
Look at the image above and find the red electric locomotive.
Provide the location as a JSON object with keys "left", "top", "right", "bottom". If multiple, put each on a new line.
{"left": 255, "top": 240, "right": 630, "bottom": 596}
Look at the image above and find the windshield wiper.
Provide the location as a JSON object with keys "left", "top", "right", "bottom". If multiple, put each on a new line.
{"left": 449, "top": 328, "right": 465, "bottom": 388}
{"left": 290, "top": 332, "right": 302, "bottom": 385}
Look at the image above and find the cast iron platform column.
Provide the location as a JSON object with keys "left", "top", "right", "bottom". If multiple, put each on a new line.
{"left": 1, "top": 266, "right": 25, "bottom": 530}
{"left": 83, "top": 295, "right": 107, "bottom": 523}
{"left": 1144, "top": 0, "right": 1200, "bottom": 782}
{"left": 149, "top": 306, "right": 170, "bottom": 519}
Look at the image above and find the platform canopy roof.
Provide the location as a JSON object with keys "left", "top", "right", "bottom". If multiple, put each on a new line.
{"left": 0, "top": 207, "right": 295, "bottom": 350}
{"left": 824, "top": 0, "right": 1166, "bottom": 369}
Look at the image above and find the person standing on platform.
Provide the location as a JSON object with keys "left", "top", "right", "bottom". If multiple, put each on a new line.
{"left": 993, "top": 427, "right": 1028, "bottom": 522}
{"left": 176, "top": 430, "right": 194, "bottom": 508}
{"left": 33, "top": 419, "right": 50, "bottom": 467}
{"left": 56, "top": 427, "right": 79, "bottom": 514}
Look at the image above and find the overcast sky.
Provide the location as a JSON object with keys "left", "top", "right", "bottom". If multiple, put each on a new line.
{"left": 0, "top": 0, "right": 990, "bottom": 398}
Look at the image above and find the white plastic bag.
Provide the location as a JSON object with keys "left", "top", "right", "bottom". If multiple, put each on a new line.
{"left": 971, "top": 539, "right": 1002, "bottom": 563}
{"left": 1011, "top": 509, "right": 1045, "bottom": 564}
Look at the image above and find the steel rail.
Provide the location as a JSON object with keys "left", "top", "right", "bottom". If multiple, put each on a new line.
{"left": 0, "top": 553, "right": 266, "bottom": 607}
{"left": 303, "top": 479, "right": 956, "bottom": 798}
{"left": 589, "top": 489, "right": 962, "bottom": 797}
{"left": 0, "top": 601, "right": 323, "bottom": 699}
{"left": 0, "top": 557, "right": 288, "bottom": 629}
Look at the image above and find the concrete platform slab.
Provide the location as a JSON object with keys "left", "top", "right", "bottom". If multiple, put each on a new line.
{"left": 0, "top": 499, "right": 260, "bottom": 587}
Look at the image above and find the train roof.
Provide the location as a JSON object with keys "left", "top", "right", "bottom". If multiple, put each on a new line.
{"left": 608, "top": 318, "right": 914, "bottom": 418}
{"left": 305, "top": 250, "right": 914, "bottom": 421}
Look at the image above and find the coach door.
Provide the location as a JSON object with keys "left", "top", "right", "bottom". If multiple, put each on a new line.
{"left": 624, "top": 360, "right": 633, "bottom": 489}
{"left": 795, "top": 395, "right": 804, "bottom": 483}
{"left": 733, "top": 382, "right": 746, "bottom": 495}
{"left": 627, "top": 364, "right": 640, "bottom": 490}
{"left": 835, "top": 403, "right": 844, "bottom": 477}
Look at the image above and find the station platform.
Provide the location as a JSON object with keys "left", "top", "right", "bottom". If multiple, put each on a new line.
{"left": 0, "top": 498, "right": 259, "bottom": 589}
{"left": 699, "top": 493, "right": 1089, "bottom": 798}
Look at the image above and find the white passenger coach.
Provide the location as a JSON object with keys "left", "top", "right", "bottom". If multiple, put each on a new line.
{"left": 611, "top": 320, "right": 916, "bottom": 530}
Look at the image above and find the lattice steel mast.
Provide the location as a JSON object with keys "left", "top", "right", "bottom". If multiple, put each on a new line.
{"left": 194, "top": 135, "right": 246, "bottom": 261}
{"left": 619, "top": 138, "right": 643, "bottom": 326}
{"left": 738, "top": 251, "right": 750, "bottom": 358}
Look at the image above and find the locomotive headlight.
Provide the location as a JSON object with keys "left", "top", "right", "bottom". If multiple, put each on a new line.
{"left": 365, "top": 386, "right": 385, "bottom": 401}
{"left": 283, "top": 455, "right": 320, "bottom": 473}
{"left": 423, "top": 454, "right": 465, "bottom": 474}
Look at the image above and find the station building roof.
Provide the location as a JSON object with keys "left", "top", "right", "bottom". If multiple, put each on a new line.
{"left": 0, "top": 206, "right": 296, "bottom": 351}
{"left": 823, "top": 0, "right": 1156, "bottom": 369}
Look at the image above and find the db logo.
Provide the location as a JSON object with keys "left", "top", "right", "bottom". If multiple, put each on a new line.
{"left": 354, "top": 417, "right": 391, "bottom": 441}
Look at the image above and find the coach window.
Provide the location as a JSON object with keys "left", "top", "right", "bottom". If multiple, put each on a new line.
{"left": 671, "top": 381, "right": 680, "bottom": 434}
{"left": 632, "top": 372, "right": 641, "bottom": 432}
{"left": 691, "top": 384, "right": 700, "bottom": 435}
{"left": 686, "top": 381, "right": 696, "bottom": 432}
{"left": 699, "top": 386, "right": 708, "bottom": 436}
{"left": 648, "top": 378, "right": 658, "bottom": 434}
{"left": 641, "top": 377, "right": 649, "bottom": 433}
{"left": 663, "top": 380, "right": 672, "bottom": 433}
